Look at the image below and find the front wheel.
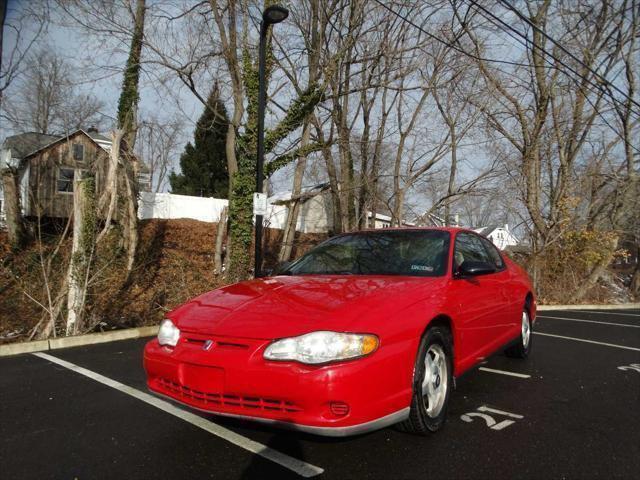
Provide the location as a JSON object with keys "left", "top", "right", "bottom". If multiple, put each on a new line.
{"left": 505, "top": 307, "right": 532, "bottom": 358}
{"left": 400, "top": 326, "right": 453, "bottom": 435}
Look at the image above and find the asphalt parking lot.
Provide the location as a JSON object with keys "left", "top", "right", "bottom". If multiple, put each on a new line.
{"left": 1, "top": 309, "right": 639, "bottom": 479}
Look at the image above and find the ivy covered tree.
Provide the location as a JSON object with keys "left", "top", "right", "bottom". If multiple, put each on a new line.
{"left": 117, "top": 0, "right": 146, "bottom": 150}
{"left": 98, "top": 0, "right": 146, "bottom": 275}
{"left": 169, "top": 84, "right": 230, "bottom": 198}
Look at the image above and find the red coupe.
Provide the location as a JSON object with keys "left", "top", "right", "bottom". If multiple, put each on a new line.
{"left": 144, "top": 228, "right": 535, "bottom": 436}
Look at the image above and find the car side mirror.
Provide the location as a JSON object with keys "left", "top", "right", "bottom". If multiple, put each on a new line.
{"left": 455, "top": 260, "right": 496, "bottom": 278}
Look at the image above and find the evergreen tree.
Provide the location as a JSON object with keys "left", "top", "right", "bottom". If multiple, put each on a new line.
{"left": 169, "top": 85, "right": 229, "bottom": 198}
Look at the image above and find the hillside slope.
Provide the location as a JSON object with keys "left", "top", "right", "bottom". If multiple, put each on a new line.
{"left": 0, "top": 219, "right": 323, "bottom": 343}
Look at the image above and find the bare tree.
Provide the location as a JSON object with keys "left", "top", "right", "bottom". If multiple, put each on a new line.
{"left": 94, "top": 0, "right": 146, "bottom": 274}
{"left": 0, "top": 0, "right": 50, "bottom": 105}
{"left": 65, "top": 175, "right": 96, "bottom": 335}
{"left": 276, "top": 0, "right": 333, "bottom": 261}
{"left": 1, "top": 49, "right": 105, "bottom": 134}
{"left": 0, "top": 166, "right": 26, "bottom": 248}
{"left": 569, "top": 0, "right": 640, "bottom": 301}
{"left": 431, "top": 46, "right": 484, "bottom": 225}
{"left": 136, "top": 114, "right": 184, "bottom": 192}
{"left": 26, "top": 212, "right": 72, "bottom": 340}
{"left": 453, "top": 0, "right": 633, "bottom": 292}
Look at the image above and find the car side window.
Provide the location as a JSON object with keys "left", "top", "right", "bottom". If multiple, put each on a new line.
{"left": 479, "top": 236, "right": 505, "bottom": 270}
{"left": 453, "top": 233, "right": 493, "bottom": 271}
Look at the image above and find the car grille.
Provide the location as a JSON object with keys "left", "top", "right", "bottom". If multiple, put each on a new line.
{"left": 157, "top": 377, "right": 302, "bottom": 413}
{"left": 183, "top": 337, "right": 250, "bottom": 350}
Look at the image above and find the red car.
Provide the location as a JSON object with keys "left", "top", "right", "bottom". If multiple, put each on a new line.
{"left": 144, "top": 228, "right": 535, "bottom": 436}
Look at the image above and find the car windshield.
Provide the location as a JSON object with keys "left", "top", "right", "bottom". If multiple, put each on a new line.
{"left": 283, "top": 230, "right": 450, "bottom": 277}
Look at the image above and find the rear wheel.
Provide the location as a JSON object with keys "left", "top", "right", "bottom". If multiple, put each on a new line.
{"left": 505, "top": 307, "right": 532, "bottom": 358}
{"left": 400, "top": 326, "right": 453, "bottom": 435}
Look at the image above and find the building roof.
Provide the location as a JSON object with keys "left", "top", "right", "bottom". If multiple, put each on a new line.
{"left": 473, "top": 224, "right": 520, "bottom": 246}
{"left": 2, "top": 129, "right": 151, "bottom": 176}
{"left": 366, "top": 211, "right": 415, "bottom": 226}
{"left": 86, "top": 131, "right": 111, "bottom": 143}
{"left": 2, "top": 130, "right": 112, "bottom": 161}
{"left": 86, "top": 131, "right": 112, "bottom": 152}
{"left": 2, "top": 132, "right": 60, "bottom": 159}
{"left": 18, "top": 129, "right": 111, "bottom": 161}
{"left": 473, "top": 224, "right": 501, "bottom": 236}
{"left": 269, "top": 183, "right": 330, "bottom": 204}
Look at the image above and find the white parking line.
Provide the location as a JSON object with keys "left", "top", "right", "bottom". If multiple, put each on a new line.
{"left": 537, "top": 315, "right": 640, "bottom": 328}
{"left": 571, "top": 310, "right": 640, "bottom": 317}
{"left": 32, "top": 352, "right": 324, "bottom": 478}
{"left": 477, "top": 406, "right": 524, "bottom": 419}
{"left": 478, "top": 367, "right": 531, "bottom": 379}
{"left": 533, "top": 332, "right": 640, "bottom": 352}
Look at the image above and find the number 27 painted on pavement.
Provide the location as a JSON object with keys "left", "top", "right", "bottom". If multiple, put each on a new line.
{"left": 461, "top": 406, "right": 524, "bottom": 431}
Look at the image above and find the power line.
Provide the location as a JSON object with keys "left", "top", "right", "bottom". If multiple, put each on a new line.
{"left": 497, "top": 0, "right": 640, "bottom": 115}
{"left": 466, "top": 0, "right": 640, "bottom": 153}
{"left": 374, "top": 0, "right": 638, "bottom": 118}
{"left": 467, "top": 0, "right": 640, "bottom": 119}
{"left": 371, "top": 0, "right": 639, "bottom": 153}
{"left": 371, "top": 0, "right": 540, "bottom": 68}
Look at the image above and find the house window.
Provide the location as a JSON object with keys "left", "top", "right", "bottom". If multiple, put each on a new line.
{"left": 73, "top": 143, "right": 84, "bottom": 161}
{"left": 57, "top": 167, "right": 75, "bottom": 193}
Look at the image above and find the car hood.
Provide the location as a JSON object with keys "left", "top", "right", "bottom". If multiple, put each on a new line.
{"left": 168, "top": 275, "right": 445, "bottom": 339}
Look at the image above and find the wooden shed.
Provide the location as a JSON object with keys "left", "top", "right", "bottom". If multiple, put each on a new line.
{"left": 23, "top": 130, "right": 110, "bottom": 218}
{"left": 1, "top": 128, "right": 150, "bottom": 220}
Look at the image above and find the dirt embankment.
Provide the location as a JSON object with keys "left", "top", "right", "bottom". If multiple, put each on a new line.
{"left": 0, "top": 219, "right": 326, "bottom": 342}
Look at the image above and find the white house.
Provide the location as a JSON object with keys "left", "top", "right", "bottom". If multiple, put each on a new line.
{"left": 366, "top": 211, "right": 415, "bottom": 229}
{"left": 473, "top": 224, "right": 519, "bottom": 250}
{"left": 267, "top": 184, "right": 414, "bottom": 233}
{"left": 265, "top": 184, "right": 333, "bottom": 233}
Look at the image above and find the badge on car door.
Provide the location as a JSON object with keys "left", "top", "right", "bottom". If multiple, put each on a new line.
{"left": 203, "top": 340, "right": 214, "bottom": 351}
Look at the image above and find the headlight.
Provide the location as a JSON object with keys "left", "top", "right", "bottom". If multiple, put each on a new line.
{"left": 158, "top": 319, "right": 180, "bottom": 347}
{"left": 264, "top": 331, "right": 379, "bottom": 364}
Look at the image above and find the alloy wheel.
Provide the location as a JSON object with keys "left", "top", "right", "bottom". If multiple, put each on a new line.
{"left": 522, "top": 310, "right": 531, "bottom": 348}
{"left": 421, "top": 344, "right": 448, "bottom": 418}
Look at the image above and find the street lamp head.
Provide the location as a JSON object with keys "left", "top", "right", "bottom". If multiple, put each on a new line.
{"left": 263, "top": 5, "right": 289, "bottom": 25}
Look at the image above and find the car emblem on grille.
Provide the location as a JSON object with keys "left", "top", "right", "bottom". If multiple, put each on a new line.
{"left": 203, "top": 340, "right": 214, "bottom": 351}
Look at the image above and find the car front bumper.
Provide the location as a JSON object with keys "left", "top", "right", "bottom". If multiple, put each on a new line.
{"left": 143, "top": 334, "right": 411, "bottom": 437}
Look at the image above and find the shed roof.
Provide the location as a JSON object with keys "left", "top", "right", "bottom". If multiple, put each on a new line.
{"left": 2, "top": 132, "right": 59, "bottom": 159}
{"left": 86, "top": 131, "right": 111, "bottom": 143}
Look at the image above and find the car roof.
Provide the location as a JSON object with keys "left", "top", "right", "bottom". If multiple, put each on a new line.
{"left": 339, "top": 226, "right": 475, "bottom": 235}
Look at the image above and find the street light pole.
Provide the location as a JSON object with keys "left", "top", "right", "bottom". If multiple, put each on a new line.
{"left": 254, "top": 4, "right": 288, "bottom": 278}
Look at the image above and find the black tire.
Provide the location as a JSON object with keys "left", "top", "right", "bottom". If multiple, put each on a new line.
{"left": 505, "top": 305, "right": 532, "bottom": 358}
{"left": 399, "top": 325, "right": 453, "bottom": 435}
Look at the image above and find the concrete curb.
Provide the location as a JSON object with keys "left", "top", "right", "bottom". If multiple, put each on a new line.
{"left": 0, "top": 325, "right": 158, "bottom": 358}
{"left": 538, "top": 303, "right": 640, "bottom": 311}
